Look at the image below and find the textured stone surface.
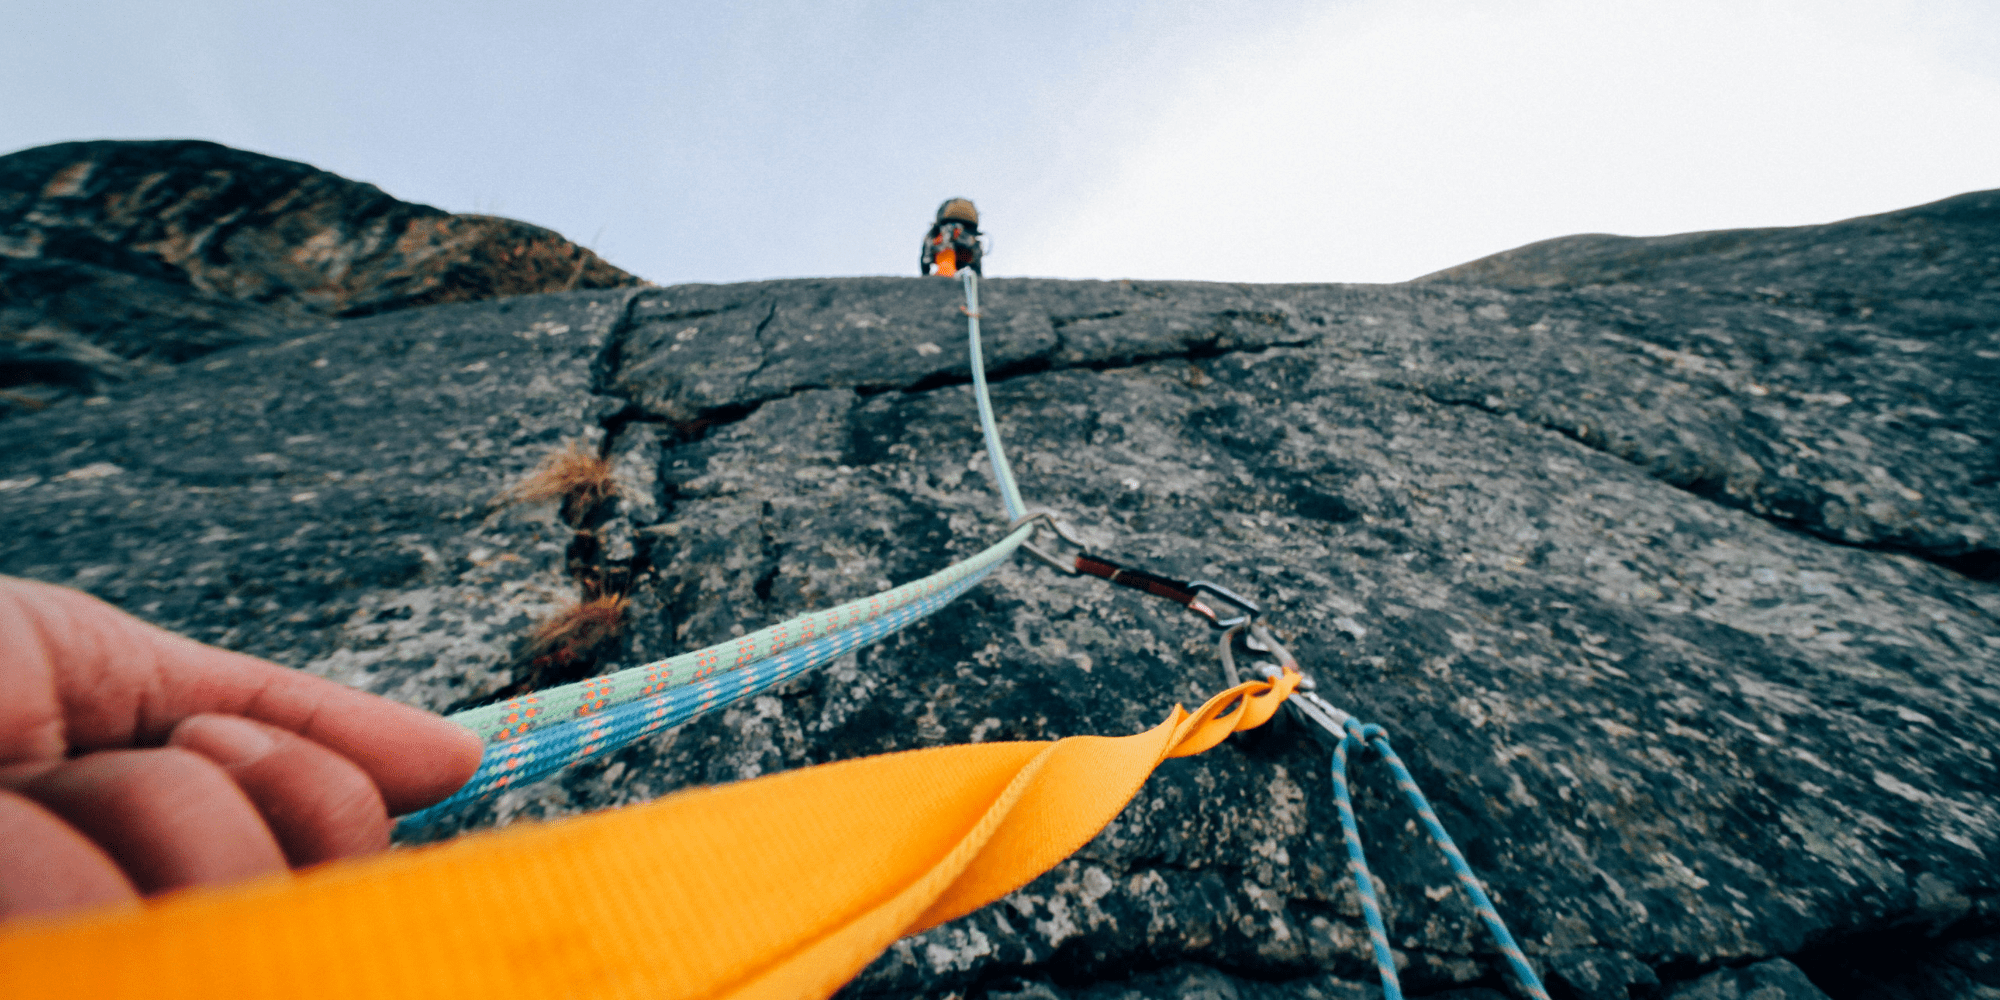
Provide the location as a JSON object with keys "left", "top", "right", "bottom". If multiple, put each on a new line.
{"left": 1666, "top": 959, "right": 1829, "bottom": 1000}
{"left": 608, "top": 277, "right": 1315, "bottom": 423}
{"left": 3, "top": 191, "right": 1998, "bottom": 1000}
{"left": 0, "top": 289, "right": 637, "bottom": 711}
{"left": 1413, "top": 189, "right": 2000, "bottom": 576}
{"left": 0, "top": 139, "right": 642, "bottom": 415}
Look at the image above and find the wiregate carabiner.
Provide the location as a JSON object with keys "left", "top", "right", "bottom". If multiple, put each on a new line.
{"left": 1187, "top": 580, "right": 1260, "bottom": 630}
{"left": 1009, "top": 510, "right": 1087, "bottom": 575}
{"left": 1218, "top": 622, "right": 1353, "bottom": 741}
{"left": 1011, "top": 514, "right": 1259, "bottom": 632}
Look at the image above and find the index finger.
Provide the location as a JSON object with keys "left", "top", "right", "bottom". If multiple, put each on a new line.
{"left": 0, "top": 577, "right": 482, "bottom": 814}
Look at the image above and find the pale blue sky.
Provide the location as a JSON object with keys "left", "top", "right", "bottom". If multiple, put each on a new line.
{"left": 5, "top": 0, "right": 1997, "bottom": 284}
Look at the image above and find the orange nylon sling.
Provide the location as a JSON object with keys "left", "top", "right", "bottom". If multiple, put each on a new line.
{"left": 0, "top": 669, "right": 1297, "bottom": 1000}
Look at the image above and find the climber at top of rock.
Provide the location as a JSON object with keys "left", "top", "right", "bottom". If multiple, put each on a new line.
{"left": 920, "top": 198, "right": 984, "bottom": 277}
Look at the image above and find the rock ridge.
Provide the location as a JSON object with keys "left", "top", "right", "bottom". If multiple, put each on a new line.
{"left": 0, "top": 139, "right": 644, "bottom": 416}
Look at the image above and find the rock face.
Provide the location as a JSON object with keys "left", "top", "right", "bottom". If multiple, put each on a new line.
{"left": 1414, "top": 190, "right": 2000, "bottom": 578}
{"left": 0, "top": 139, "right": 643, "bottom": 416}
{"left": 2, "top": 190, "right": 1998, "bottom": 1000}
{"left": 1666, "top": 959, "right": 1830, "bottom": 1000}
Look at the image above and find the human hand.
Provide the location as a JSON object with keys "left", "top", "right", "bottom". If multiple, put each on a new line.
{"left": 0, "top": 576, "right": 482, "bottom": 921}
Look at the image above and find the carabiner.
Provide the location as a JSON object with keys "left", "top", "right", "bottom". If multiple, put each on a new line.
{"left": 1009, "top": 510, "right": 1087, "bottom": 575}
{"left": 1217, "top": 623, "right": 1352, "bottom": 742}
{"left": 1187, "top": 580, "right": 1260, "bottom": 630}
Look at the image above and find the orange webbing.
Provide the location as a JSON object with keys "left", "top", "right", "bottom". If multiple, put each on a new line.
{"left": 0, "top": 669, "right": 1297, "bottom": 1000}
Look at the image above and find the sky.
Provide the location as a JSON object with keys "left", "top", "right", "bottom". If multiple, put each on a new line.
{"left": 3, "top": 0, "right": 1996, "bottom": 285}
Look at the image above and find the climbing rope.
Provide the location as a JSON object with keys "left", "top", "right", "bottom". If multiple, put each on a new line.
{"left": 1331, "top": 720, "right": 1551, "bottom": 1000}
{"left": 448, "top": 526, "right": 1029, "bottom": 745}
{"left": 399, "top": 544, "right": 1023, "bottom": 829}
{"left": 962, "top": 271, "right": 1027, "bottom": 521}
{"left": 1226, "top": 623, "right": 1550, "bottom": 1000}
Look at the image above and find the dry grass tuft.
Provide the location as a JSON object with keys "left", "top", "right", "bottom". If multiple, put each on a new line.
{"left": 448, "top": 592, "right": 631, "bottom": 712}
{"left": 502, "top": 440, "right": 615, "bottom": 524}
{"left": 524, "top": 594, "right": 630, "bottom": 673}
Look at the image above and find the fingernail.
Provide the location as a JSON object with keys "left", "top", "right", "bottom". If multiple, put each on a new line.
{"left": 176, "top": 715, "right": 275, "bottom": 767}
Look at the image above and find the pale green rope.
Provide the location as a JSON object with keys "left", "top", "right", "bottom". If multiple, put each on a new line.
{"left": 963, "top": 271, "right": 1026, "bottom": 521}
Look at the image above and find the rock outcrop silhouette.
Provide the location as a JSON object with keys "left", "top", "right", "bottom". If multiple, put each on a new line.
{"left": 0, "top": 139, "right": 642, "bottom": 416}
{"left": 1, "top": 186, "right": 1996, "bottom": 1000}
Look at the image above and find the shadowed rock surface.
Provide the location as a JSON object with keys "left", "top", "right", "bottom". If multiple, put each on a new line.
{"left": 2, "top": 192, "right": 1998, "bottom": 1000}
{"left": 0, "top": 139, "right": 643, "bottom": 416}
{"left": 1665, "top": 959, "right": 1830, "bottom": 1000}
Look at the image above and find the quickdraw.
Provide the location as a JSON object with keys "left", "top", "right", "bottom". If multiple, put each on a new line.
{"left": 1012, "top": 513, "right": 1261, "bottom": 630}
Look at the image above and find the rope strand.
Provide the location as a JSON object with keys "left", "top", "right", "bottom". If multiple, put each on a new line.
{"left": 1330, "top": 720, "right": 1551, "bottom": 1000}
{"left": 963, "top": 271, "right": 1026, "bottom": 521}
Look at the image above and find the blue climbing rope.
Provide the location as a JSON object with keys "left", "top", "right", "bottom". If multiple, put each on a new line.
{"left": 1235, "top": 624, "right": 1546, "bottom": 1000}
{"left": 1330, "top": 718, "right": 1551, "bottom": 1000}
{"left": 397, "top": 559, "right": 1006, "bottom": 833}
{"left": 1330, "top": 723, "right": 1405, "bottom": 1000}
